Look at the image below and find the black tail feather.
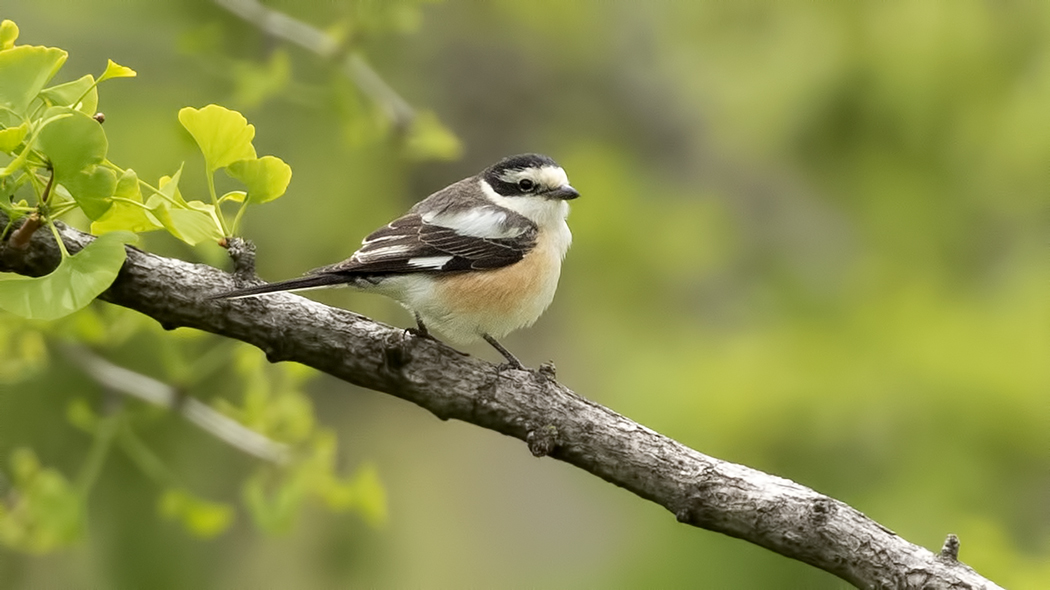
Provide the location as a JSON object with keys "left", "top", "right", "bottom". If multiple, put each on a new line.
{"left": 209, "top": 273, "right": 352, "bottom": 300}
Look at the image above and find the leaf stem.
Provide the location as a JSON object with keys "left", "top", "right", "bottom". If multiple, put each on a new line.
{"left": 205, "top": 171, "right": 231, "bottom": 237}
{"left": 230, "top": 200, "right": 249, "bottom": 235}
{"left": 137, "top": 180, "right": 179, "bottom": 208}
{"left": 40, "top": 166, "right": 55, "bottom": 205}
{"left": 47, "top": 202, "right": 79, "bottom": 219}
{"left": 109, "top": 196, "right": 151, "bottom": 209}
{"left": 47, "top": 220, "right": 70, "bottom": 258}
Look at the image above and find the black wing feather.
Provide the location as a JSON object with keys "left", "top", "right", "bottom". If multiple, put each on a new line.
{"left": 311, "top": 212, "right": 537, "bottom": 276}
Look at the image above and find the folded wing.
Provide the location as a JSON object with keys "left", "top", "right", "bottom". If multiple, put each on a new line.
{"left": 313, "top": 208, "right": 538, "bottom": 276}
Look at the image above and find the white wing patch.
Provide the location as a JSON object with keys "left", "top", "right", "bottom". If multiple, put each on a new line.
{"left": 407, "top": 255, "right": 454, "bottom": 269}
{"left": 361, "top": 233, "right": 400, "bottom": 245}
{"left": 421, "top": 208, "right": 523, "bottom": 239}
{"left": 353, "top": 244, "right": 413, "bottom": 262}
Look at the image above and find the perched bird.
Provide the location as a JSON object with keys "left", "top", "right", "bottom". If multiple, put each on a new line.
{"left": 212, "top": 153, "right": 579, "bottom": 369}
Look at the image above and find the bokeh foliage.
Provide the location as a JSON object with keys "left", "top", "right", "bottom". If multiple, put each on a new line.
{"left": 1, "top": 1, "right": 1048, "bottom": 588}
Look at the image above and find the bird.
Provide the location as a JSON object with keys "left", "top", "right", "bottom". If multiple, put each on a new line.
{"left": 211, "top": 153, "right": 579, "bottom": 370}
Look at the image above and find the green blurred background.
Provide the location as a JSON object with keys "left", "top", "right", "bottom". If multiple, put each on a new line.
{"left": 2, "top": 1, "right": 1049, "bottom": 587}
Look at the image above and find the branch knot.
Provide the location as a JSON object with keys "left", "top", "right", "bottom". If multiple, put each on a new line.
{"left": 939, "top": 533, "right": 960, "bottom": 561}
{"left": 526, "top": 424, "right": 559, "bottom": 457}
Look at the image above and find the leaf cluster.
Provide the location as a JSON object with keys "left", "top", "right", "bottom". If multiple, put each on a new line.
{"left": 0, "top": 20, "right": 291, "bottom": 321}
{"left": 0, "top": 19, "right": 384, "bottom": 551}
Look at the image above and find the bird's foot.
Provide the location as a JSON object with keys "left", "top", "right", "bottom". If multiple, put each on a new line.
{"left": 496, "top": 359, "right": 527, "bottom": 373}
{"left": 404, "top": 326, "right": 434, "bottom": 340}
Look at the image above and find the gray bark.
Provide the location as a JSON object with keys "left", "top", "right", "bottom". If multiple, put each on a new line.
{"left": 0, "top": 215, "right": 1002, "bottom": 589}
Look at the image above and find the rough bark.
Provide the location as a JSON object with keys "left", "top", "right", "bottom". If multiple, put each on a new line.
{"left": 0, "top": 215, "right": 1002, "bottom": 590}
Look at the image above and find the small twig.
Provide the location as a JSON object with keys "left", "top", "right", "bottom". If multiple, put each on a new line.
{"left": 343, "top": 53, "right": 415, "bottom": 132}
{"left": 8, "top": 212, "right": 41, "bottom": 250}
{"left": 221, "top": 236, "right": 257, "bottom": 278}
{"left": 63, "top": 345, "right": 290, "bottom": 465}
{"left": 213, "top": 0, "right": 416, "bottom": 129}
{"left": 940, "top": 533, "right": 961, "bottom": 561}
{"left": 40, "top": 164, "right": 56, "bottom": 205}
{"left": 7, "top": 168, "right": 54, "bottom": 249}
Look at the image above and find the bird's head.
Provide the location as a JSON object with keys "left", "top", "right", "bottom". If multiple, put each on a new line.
{"left": 479, "top": 154, "right": 579, "bottom": 225}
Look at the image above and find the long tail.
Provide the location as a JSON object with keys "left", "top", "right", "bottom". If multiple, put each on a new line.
{"left": 209, "top": 273, "right": 352, "bottom": 300}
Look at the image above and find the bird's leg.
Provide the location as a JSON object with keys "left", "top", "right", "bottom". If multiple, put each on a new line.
{"left": 483, "top": 334, "right": 525, "bottom": 370}
{"left": 400, "top": 314, "right": 468, "bottom": 358}
{"left": 406, "top": 312, "right": 432, "bottom": 339}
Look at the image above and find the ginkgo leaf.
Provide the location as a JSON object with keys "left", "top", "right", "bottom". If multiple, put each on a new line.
{"left": 62, "top": 166, "right": 117, "bottom": 220}
{"left": 219, "top": 190, "right": 247, "bottom": 203}
{"left": 39, "top": 74, "right": 98, "bottom": 115}
{"left": 0, "top": 20, "right": 18, "bottom": 50}
{"left": 0, "top": 448, "right": 83, "bottom": 553}
{"left": 98, "top": 59, "right": 136, "bottom": 82}
{"left": 91, "top": 169, "right": 163, "bottom": 234}
{"left": 0, "top": 230, "right": 136, "bottom": 320}
{"left": 158, "top": 489, "right": 234, "bottom": 539}
{"left": 0, "top": 44, "right": 68, "bottom": 115}
{"left": 226, "top": 155, "right": 292, "bottom": 204}
{"left": 0, "top": 122, "right": 28, "bottom": 153}
{"left": 36, "top": 107, "right": 107, "bottom": 177}
{"left": 149, "top": 201, "right": 223, "bottom": 245}
{"left": 178, "top": 105, "right": 256, "bottom": 172}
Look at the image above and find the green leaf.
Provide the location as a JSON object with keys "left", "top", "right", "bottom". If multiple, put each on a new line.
{"left": 226, "top": 156, "right": 292, "bottom": 204}
{"left": 347, "top": 463, "right": 387, "bottom": 528}
{"left": 66, "top": 398, "right": 99, "bottom": 432}
{"left": 114, "top": 168, "right": 143, "bottom": 201}
{"left": 0, "top": 108, "right": 21, "bottom": 128}
{"left": 156, "top": 167, "right": 186, "bottom": 205}
{"left": 178, "top": 105, "right": 256, "bottom": 172}
{"left": 150, "top": 200, "right": 223, "bottom": 245}
{"left": 312, "top": 461, "right": 387, "bottom": 529}
{"left": 0, "top": 45, "right": 68, "bottom": 115}
{"left": 0, "top": 448, "right": 83, "bottom": 553}
{"left": 232, "top": 49, "right": 290, "bottom": 107}
{"left": 242, "top": 469, "right": 306, "bottom": 534}
{"left": 218, "top": 190, "right": 247, "bottom": 204}
{"left": 158, "top": 489, "right": 234, "bottom": 539}
{"left": 143, "top": 168, "right": 224, "bottom": 244}
{"left": 63, "top": 166, "right": 117, "bottom": 220}
{"left": 39, "top": 74, "right": 98, "bottom": 115}
{"left": 0, "top": 144, "right": 30, "bottom": 177}
{"left": 36, "top": 107, "right": 107, "bottom": 178}
{"left": 0, "top": 230, "right": 135, "bottom": 320}
{"left": 403, "top": 110, "right": 462, "bottom": 161}
{"left": 0, "top": 122, "right": 28, "bottom": 153}
{"left": 91, "top": 199, "right": 155, "bottom": 234}
{"left": 98, "top": 59, "right": 136, "bottom": 82}
{"left": 0, "top": 20, "right": 18, "bottom": 50}
{"left": 91, "top": 169, "right": 163, "bottom": 234}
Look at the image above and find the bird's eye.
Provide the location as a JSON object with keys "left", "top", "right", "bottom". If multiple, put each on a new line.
{"left": 518, "top": 179, "right": 536, "bottom": 192}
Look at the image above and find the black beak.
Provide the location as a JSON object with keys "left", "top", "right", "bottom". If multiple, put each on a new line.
{"left": 545, "top": 185, "right": 580, "bottom": 200}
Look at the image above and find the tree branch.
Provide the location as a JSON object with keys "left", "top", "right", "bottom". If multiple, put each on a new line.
{"left": 0, "top": 216, "right": 1002, "bottom": 589}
